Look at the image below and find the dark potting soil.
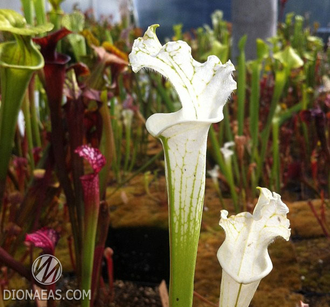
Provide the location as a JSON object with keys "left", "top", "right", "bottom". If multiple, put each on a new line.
{"left": 109, "top": 280, "right": 162, "bottom": 307}
{"left": 106, "top": 227, "right": 170, "bottom": 285}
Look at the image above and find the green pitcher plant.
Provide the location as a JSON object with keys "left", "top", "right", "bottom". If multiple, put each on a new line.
{"left": 129, "top": 24, "right": 236, "bottom": 307}
{"left": 0, "top": 9, "right": 53, "bottom": 207}
{"left": 217, "top": 187, "right": 291, "bottom": 307}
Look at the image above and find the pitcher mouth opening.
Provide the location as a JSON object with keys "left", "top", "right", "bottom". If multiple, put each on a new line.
{"left": 146, "top": 109, "right": 224, "bottom": 137}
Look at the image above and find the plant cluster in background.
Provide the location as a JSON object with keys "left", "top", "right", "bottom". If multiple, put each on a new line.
{"left": 0, "top": 1, "right": 328, "bottom": 306}
{"left": 174, "top": 11, "right": 329, "bottom": 213}
{"left": 0, "top": 4, "right": 147, "bottom": 306}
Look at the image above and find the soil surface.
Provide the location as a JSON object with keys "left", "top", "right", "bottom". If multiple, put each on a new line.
{"left": 106, "top": 174, "right": 330, "bottom": 307}
{"left": 4, "top": 174, "right": 330, "bottom": 307}
{"left": 110, "top": 280, "right": 162, "bottom": 307}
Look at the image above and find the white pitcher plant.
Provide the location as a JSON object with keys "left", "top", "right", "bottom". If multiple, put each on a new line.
{"left": 129, "top": 24, "right": 236, "bottom": 306}
{"left": 218, "top": 187, "right": 291, "bottom": 307}
{"left": 129, "top": 25, "right": 290, "bottom": 307}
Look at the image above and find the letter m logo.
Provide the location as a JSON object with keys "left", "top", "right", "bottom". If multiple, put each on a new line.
{"left": 32, "top": 255, "right": 62, "bottom": 285}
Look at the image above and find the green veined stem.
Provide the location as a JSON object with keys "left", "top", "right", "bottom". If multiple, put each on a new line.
{"left": 223, "top": 106, "right": 240, "bottom": 197}
{"left": 28, "top": 79, "right": 42, "bottom": 148}
{"left": 81, "top": 179, "right": 100, "bottom": 307}
{"left": 160, "top": 132, "right": 206, "bottom": 307}
{"left": 128, "top": 124, "right": 140, "bottom": 172}
{"left": 237, "top": 35, "right": 247, "bottom": 136}
{"left": 99, "top": 91, "right": 114, "bottom": 198}
{"left": 20, "top": 0, "right": 34, "bottom": 25}
{"left": 116, "top": 123, "right": 123, "bottom": 182}
{"left": 49, "top": 10, "right": 62, "bottom": 31}
{"left": 278, "top": 102, "right": 303, "bottom": 125}
{"left": 210, "top": 127, "right": 239, "bottom": 212}
{"left": 33, "top": 0, "right": 46, "bottom": 25}
{"left": 123, "top": 117, "right": 132, "bottom": 174}
{"left": 257, "top": 69, "right": 286, "bottom": 184}
{"left": 110, "top": 98, "right": 120, "bottom": 182}
{"left": 249, "top": 60, "right": 260, "bottom": 159}
{"left": 150, "top": 73, "right": 176, "bottom": 113}
{"left": 271, "top": 118, "right": 280, "bottom": 192}
{"left": 223, "top": 105, "right": 233, "bottom": 141}
{"left": 292, "top": 15, "right": 304, "bottom": 54}
{"left": 22, "top": 92, "right": 35, "bottom": 171}
{"left": 301, "top": 84, "right": 311, "bottom": 160}
{"left": 249, "top": 60, "right": 260, "bottom": 196}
